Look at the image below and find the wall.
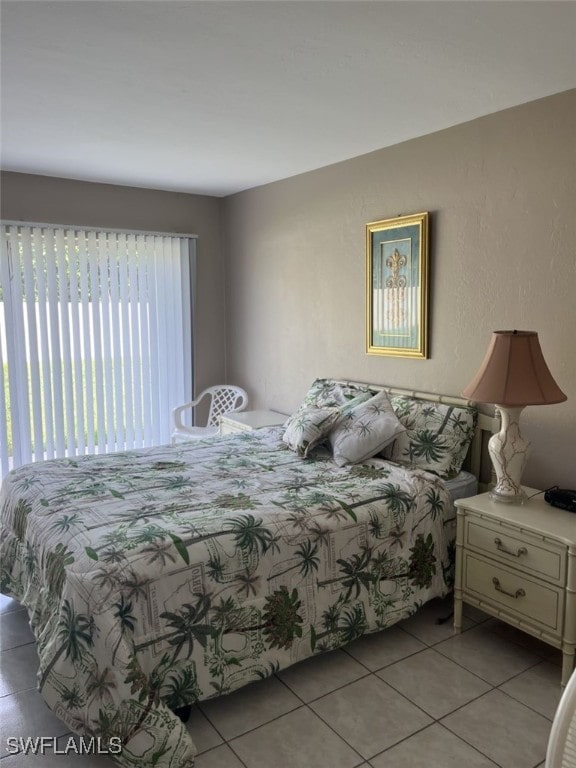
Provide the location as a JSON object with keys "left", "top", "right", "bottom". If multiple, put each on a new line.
{"left": 223, "top": 89, "right": 576, "bottom": 490}
{"left": 0, "top": 172, "right": 226, "bottom": 395}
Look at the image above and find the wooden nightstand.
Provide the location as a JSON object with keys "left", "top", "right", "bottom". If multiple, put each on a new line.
{"left": 219, "top": 409, "right": 287, "bottom": 435}
{"left": 454, "top": 489, "right": 576, "bottom": 686}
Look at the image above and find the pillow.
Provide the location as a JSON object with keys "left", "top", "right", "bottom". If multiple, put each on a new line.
{"left": 283, "top": 405, "right": 341, "bottom": 457}
{"left": 382, "top": 396, "right": 477, "bottom": 479}
{"left": 282, "top": 382, "right": 373, "bottom": 458}
{"left": 329, "top": 390, "right": 406, "bottom": 466}
{"left": 296, "top": 378, "right": 374, "bottom": 410}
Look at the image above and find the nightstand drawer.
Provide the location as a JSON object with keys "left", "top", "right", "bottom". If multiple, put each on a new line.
{"left": 463, "top": 552, "right": 563, "bottom": 634}
{"left": 465, "top": 517, "right": 565, "bottom": 584}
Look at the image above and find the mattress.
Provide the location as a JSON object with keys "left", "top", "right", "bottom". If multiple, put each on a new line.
{"left": 444, "top": 470, "right": 478, "bottom": 503}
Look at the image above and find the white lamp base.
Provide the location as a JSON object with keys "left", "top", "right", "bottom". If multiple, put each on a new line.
{"left": 488, "top": 406, "right": 530, "bottom": 505}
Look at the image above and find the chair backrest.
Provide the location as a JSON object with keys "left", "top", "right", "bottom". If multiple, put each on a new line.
{"left": 205, "top": 385, "right": 248, "bottom": 426}
{"left": 546, "top": 669, "right": 576, "bottom": 768}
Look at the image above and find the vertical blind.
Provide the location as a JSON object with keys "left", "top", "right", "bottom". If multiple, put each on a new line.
{"left": 0, "top": 223, "right": 195, "bottom": 477}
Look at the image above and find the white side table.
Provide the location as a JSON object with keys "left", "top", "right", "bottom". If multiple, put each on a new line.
{"left": 219, "top": 409, "right": 287, "bottom": 435}
{"left": 454, "top": 488, "right": 576, "bottom": 686}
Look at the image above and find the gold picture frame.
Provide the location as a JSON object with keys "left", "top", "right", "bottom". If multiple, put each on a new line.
{"left": 366, "top": 212, "right": 429, "bottom": 358}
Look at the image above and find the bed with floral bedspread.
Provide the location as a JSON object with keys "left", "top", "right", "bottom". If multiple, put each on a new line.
{"left": 0, "top": 380, "right": 476, "bottom": 767}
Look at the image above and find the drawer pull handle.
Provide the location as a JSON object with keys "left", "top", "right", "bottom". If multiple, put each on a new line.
{"left": 494, "top": 538, "right": 528, "bottom": 558}
{"left": 492, "top": 577, "right": 525, "bottom": 599}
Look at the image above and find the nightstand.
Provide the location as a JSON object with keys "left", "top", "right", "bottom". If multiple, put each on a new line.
{"left": 219, "top": 409, "right": 287, "bottom": 435}
{"left": 454, "top": 489, "right": 576, "bottom": 686}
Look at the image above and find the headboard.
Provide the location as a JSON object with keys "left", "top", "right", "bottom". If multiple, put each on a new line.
{"left": 332, "top": 380, "right": 499, "bottom": 492}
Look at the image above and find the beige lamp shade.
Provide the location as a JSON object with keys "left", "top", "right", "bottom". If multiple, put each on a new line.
{"left": 462, "top": 331, "right": 567, "bottom": 406}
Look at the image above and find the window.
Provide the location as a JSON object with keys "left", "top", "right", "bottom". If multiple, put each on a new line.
{"left": 0, "top": 223, "right": 195, "bottom": 477}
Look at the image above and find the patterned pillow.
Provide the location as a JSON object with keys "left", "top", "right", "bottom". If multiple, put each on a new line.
{"left": 283, "top": 405, "right": 341, "bottom": 457}
{"left": 382, "top": 396, "right": 477, "bottom": 479}
{"left": 298, "top": 378, "right": 374, "bottom": 409}
{"left": 329, "top": 390, "right": 406, "bottom": 467}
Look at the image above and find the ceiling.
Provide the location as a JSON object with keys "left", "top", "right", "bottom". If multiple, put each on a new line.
{"left": 1, "top": 1, "right": 575, "bottom": 198}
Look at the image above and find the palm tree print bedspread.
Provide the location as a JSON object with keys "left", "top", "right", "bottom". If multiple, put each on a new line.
{"left": 0, "top": 427, "right": 453, "bottom": 766}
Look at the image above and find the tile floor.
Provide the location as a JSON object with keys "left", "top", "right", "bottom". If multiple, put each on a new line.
{"left": 0, "top": 592, "right": 561, "bottom": 768}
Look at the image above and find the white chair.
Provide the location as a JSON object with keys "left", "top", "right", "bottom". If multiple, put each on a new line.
{"left": 546, "top": 668, "right": 576, "bottom": 768}
{"left": 171, "top": 385, "right": 248, "bottom": 443}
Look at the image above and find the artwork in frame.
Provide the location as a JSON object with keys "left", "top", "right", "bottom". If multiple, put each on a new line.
{"left": 366, "top": 211, "right": 429, "bottom": 358}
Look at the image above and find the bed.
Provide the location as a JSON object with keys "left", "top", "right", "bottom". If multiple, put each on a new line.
{"left": 0, "top": 379, "right": 497, "bottom": 767}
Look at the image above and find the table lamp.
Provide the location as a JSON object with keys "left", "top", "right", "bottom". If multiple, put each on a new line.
{"left": 462, "top": 330, "right": 566, "bottom": 504}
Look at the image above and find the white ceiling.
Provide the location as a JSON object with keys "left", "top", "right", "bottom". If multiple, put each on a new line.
{"left": 1, "top": 1, "right": 575, "bottom": 197}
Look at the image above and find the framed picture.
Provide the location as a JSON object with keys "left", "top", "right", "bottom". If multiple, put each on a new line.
{"left": 366, "top": 212, "right": 429, "bottom": 358}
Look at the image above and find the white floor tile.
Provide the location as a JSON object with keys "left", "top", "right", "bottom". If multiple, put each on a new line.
{"left": 310, "top": 675, "right": 432, "bottom": 759}
{"left": 435, "top": 623, "right": 542, "bottom": 685}
{"left": 0, "top": 748, "right": 116, "bottom": 767}
{"left": 499, "top": 660, "right": 563, "bottom": 719}
{"left": 376, "top": 647, "right": 491, "bottom": 718}
{"left": 0, "top": 644, "right": 39, "bottom": 696}
{"left": 199, "top": 674, "right": 301, "bottom": 740}
{"left": 186, "top": 744, "right": 245, "bottom": 768}
{"left": 277, "top": 648, "right": 367, "bottom": 702}
{"left": 230, "top": 706, "right": 360, "bottom": 768}
{"left": 344, "top": 625, "right": 426, "bottom": 671}
{"left": 441, "top": 689, "right": 552, "bottom": 768}
{"left": 370, "top": 723, "right": 499, "bottom": 768}
{"left": 462, "top": 604, "right": 491, "bottom": 624}
{"left": 0, "top": 687, "right": 70, "bottom": 743}
{"left": 0, "top": 595, "right": 24, "bottom": 615}
{"left": 0, "top": 610, "right": 35, "bottom": 652}
{"left": 483, "top": 617, "right": 559, "bottom": 658}
{"left": 185, "top": 706, "right": 224, "bottom": 754}
{"left": 398, "top": 597, "right": 474, "bottom": 646}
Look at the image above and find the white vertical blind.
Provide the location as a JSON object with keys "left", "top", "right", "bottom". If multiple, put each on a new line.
{"left": 0, "top": 223, "right": 195, "bottom": 477}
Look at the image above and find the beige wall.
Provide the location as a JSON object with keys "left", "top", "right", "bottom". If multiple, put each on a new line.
{"left": 0, "top": 172, "right": 226, "bottom": 395}
{"left": 223, "top": 89, "right": 576, "bottom": 490}
{"left": 2, "top": 91, "right": 575, "bottom": 489}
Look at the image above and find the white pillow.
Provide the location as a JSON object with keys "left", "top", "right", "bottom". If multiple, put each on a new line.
{"left": 329, "top": 390, "right": 406, "bottom": 467}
